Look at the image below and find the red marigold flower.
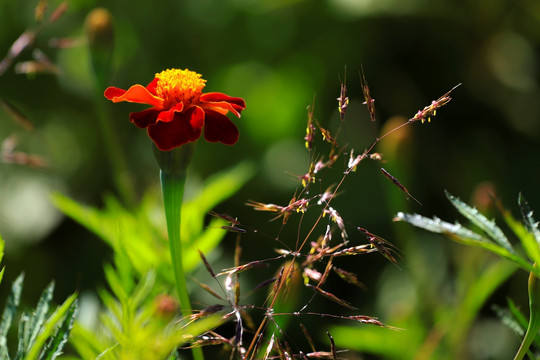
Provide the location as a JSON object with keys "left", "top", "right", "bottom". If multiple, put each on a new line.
{"left": 104, "top": 68, "right": 246, "bottom": 151}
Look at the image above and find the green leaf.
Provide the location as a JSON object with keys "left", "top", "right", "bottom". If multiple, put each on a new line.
{"left": 181, "top": 161, "right": 255, "bottom": 247}
{"left": 394, "top": 212, "right": 537, "bottom": 277}
{"left": 103, "top": 264, "right": 126, "bottom": 301}
{"left": 182, "top": 218, "right": 227, "bottom": 272}
{"left": 38, "top": 299, "right": 78, "bottom": 360}
{"left": 445, "top": 190, "right": 514, "bottom": 253}
{"left": 0, "top": 236, "right": 4, "bottom": 285}
{"left": 448, "top": 259, "right": 516, "bottom": 347}
{"left": 493, "top": 304, "right": 525, "bottom": 337}
{"left": 394, "top": 211, "right": 489, "bottom": 242}
{"left": 95, "top": 344, "right": 118, "bottom": 360}
{"left": 15, "top": 313, "right": 30, "bottom": 360}
{"left": 68, "top": 323, "right": 106, "bottom": 360}
{"left": 513, "top": 266, "right": 540, "bottom": 360}
{"left": 519, "top": 194, "right": 540, "bottom": 242}
{"left": 130, "top": 271, "right": 155, "bottom": 309}
{"left": 0, "top": 274, "right": 24, "bottom": 348}
{"left": 0, "top": 344, "right": 9, "bottom": 360}
{"left": 28, "top": 282, "right": 55, "bottom": 349}
{"left": 25, "top": 293, "right": 78, "bottom": 360}
{"left": 518, "top": 194, "right": 540, "bottom": 265}
{"left": 507, "top": 298, "right": 529, "bottom": 331}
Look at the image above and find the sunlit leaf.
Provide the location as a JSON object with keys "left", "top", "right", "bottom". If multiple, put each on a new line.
{"left": 445, "top": 191, "right": 514, "bottom": 253}
{"left": 518, "top": 194, "right": 540, "bottom": 264}
{"left": 394, "top": 212, "right": 537, "bottom": 277}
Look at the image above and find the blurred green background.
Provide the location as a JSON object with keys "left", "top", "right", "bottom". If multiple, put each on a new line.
{"left": 1, "top": 0, "right": 540, "bottom": 358}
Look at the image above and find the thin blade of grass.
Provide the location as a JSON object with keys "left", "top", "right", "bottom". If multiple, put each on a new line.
{"left": 327, "top": 331, "right": 338, "bottom": 360}
{"left": 332, "top": 267, "right": 366, "bottom": 290}
{"left": 198, "top": 250, "right": 217, "bottom": 278}
{"left": 300, "top": 323, "right": 316, "bottom": 352}
{"left": 192, "top": 278, "right": 224, "bottom": 301}
{"left": 448, "top": 259, "right": 516, "bottom": 348}
{"left": 263, "top": 333, "right": 274, "bottom": 359}
{"left": 513, "top": 266, "right": 540, "bottom": 360}
{"left": 305, "top": 284, "right": 357, "bottom": 310}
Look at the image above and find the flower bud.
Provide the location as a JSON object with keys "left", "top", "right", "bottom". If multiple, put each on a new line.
{"left": 85, "top": 8, "right": 114, "bottom": 53}
{"left": 154, "top": 294, "right": 179, "bottom": 319}
{"left": 85, "top": 8, "right": 114, "bottom": 85}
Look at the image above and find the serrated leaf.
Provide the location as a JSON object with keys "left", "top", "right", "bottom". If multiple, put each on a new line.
{"left": 445, "top": 191, "right": 514, "bottom": 253}
{"left": 518, "top": 194, "right": 540, "bottom": 264}
{"left": 26, "top": 293, "right": 77, "bottom": 360}
{"left": 493, "top": 304, "right": 525, "bottom": 337}
{"left": 28, "top": 282, "right": 55, "bottom": 348}
{"left": 394, "top": 212, "right": 489, "bottom": 242}
{"left": 0, "top": 274, "right": 24, "bottom": 348}
{"left": 15, "top": 313, "right": 30, "bottom": 360}
{"left": 38, "top": 299, "right": 78, "bottom": 360}
{"left": 394, "top": 212, "right": 537, "bottom": 277}
{"left": 506, "top": 298, "right": 540, "bottom": 349}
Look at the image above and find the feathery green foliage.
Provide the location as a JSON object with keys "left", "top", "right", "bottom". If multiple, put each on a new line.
{"left": 0, "top": 275, "right": 77, "bottom": 360}
{"left": 60, "top": 163, "right": 253, "bottom": 359}
{"left": 69, "top": 270, "right": 224, "bottom": 360}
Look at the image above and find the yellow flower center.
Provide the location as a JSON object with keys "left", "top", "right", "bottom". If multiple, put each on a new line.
{"left": 154, "top": 68, "right": 206, "bottom": 108}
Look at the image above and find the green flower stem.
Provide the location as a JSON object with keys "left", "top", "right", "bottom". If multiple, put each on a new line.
{"left": 156, "top": 144, "right": 204, "bottom": 360}
{"left": 514, "top": 263, "right": 540, "bottom": 360}
{"left": 160, "top": 171, "right": 191, "bottom": 314}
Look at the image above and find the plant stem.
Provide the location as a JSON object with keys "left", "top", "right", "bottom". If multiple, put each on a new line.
{"left": 160, "top": 170, "right": 204, "bottom": 360}
{"left": 514, "top": 263, "right": 540, "bottom": 360}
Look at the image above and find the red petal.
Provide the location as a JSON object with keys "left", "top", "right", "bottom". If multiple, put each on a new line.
{"left": 104, "top": 84, "right": 164, "bottom": 108}
{"left": 203, "top": 109, "right": 239, "bottom": 145}
{"left": 104, "top": 87, "right": 126, "bottom": 99}
{"left": 156, "top": 102, "right": 184, "bottom": 123}
{"left": 200, "top": 92, "right": 246, "bottom": 117}
{"left": 130, "top": 108, "right": 161, "bottom": 128}
{"left": 146, "top": 77, "right": 159, "bottom": 96}
{"left": 147, "top": 106, "right": 204, "bottom": 151}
